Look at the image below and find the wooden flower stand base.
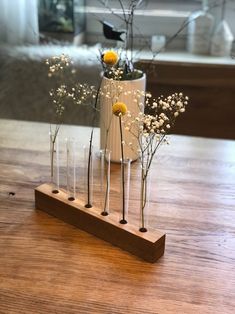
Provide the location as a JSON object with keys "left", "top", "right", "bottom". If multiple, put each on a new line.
{"left": 35, "top": 183, "right": 166, "bottom": 263}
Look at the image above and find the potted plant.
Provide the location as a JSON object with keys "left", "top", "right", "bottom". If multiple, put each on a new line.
{"left": 98, "top": 0, "right": 146, "bottom": 162}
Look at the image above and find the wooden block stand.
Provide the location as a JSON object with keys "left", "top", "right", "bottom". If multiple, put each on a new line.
{"left": 35, "top": 183, "right": 166, "bottom": 262}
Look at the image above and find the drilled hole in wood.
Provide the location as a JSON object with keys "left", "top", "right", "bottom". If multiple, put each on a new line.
{"left": 8, "top": 192, "right": 15, "bottom": 196}
{"left": 101, "top": 211, "right": 109, "bottom": 216}
{"left": 52, "top": 190, "right": 59, "bottom": 194}
{"left": 68, "top": 197, "right": 75, "bottom": 201}
{"left": 85, "top": 203, "right": 92, "bottom": 208}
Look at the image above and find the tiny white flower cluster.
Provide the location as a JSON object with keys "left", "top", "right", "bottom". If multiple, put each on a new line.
{"left": 126, "top": 93, "right": 188, "bottom": 134}
{"left": 100, "top": 82, "right": 127, "bottom": 104}
{"left": 156, "top": 93, "right": 188, "bottom": 117}
{"left": 106, "top": 67, "right": 124, "bottom": 81}
{"left": 46, "top": 54, "right": 98, "bottom": 120}
{"left": 72, "top": 84, "right": 97, "bottom": 106}
{"left": 123, "top": 92, "right": 188, "bottom": 165}
{"left": 46, "top": 54, "right": 72, "bottom": 77}
{"left": 50, "top": 85, "right": 67, "bottom": 115}
{"left": 49, "top": 83, "right": 96, "bottom": 116}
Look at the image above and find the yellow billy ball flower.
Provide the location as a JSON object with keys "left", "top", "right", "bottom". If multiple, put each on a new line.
{"left": 112, "top": 102, "right": 127, "bottom": 116}
{"left": 102, "top": 50, "right": 119, "bottom": 66}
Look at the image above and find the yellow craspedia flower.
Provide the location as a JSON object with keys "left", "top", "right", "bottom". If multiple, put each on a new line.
{"left": 112, "top": 102, "right": 127, "bottom": 116}
{"left": 102, "top": 50, "right": 119, "bottom": 66}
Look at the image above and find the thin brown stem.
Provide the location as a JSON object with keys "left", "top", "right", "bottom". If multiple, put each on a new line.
{"left": 145, "top": 135, "right": 166, "bottom": 179}
{"left": 118, "top": 0, "right": 127, "bottom": 22}
{"left": 85, "top": 129, "right": 93, "bottom": 208}
{"left": 50, "top": 124, "right": 61, "bottom": 180}
{"left": 119, "top": 115, "right": 127, "bottom": 224}
{"left": 85, "top": 79, "right": 102, "bottom": 208}
{"left": 97, "top": 0, "right": 126, "bottom": 22}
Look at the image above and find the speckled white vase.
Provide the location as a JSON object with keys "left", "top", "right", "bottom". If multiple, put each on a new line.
{"left": 100, "top": 74, "right": 146, "bottom": 163}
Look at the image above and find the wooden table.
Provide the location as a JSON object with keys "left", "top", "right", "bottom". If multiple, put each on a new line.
{"left": 0, "top": 119, "right": 235, "bottom": 314}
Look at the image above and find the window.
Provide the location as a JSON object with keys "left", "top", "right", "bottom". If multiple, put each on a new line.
{"left": 38, "top": 0, "right": 86, "bottom": 43}
{"left": 38, "top": 0, "right": 75, "bottom": 33}
{"left": 83, "top": 0, "right": 235, "bottom": 51}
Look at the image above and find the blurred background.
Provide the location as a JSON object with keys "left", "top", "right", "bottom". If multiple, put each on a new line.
{"left": 0, "top": 0, "right": 234, "bottom": 139}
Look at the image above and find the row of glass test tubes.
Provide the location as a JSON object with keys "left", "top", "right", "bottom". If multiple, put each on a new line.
{"left": 50, "top": 134, "right": 132, "bottom": 218}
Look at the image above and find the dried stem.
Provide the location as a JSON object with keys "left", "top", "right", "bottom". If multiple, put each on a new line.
{"left": 85, "top": 78, "right": 102, "bottom": 208}
{"left": 50, "top": 123, "right": 61, "bottom": 182}
{"left": 85, "top": 128, "right": 93, "bottom": 208}
{"left": 119, "top": 115, "right": 127, "bottom": 224}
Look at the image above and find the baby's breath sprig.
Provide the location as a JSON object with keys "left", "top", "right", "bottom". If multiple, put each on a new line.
{"left": 46, "top": 54, "right": 73, "bottom": 78}
{"left": 46, "top": 54, "right": 72, "bottom": 184}
{"left": 49, "top": 83, "right": 97, "bottom": 118}
{"left": 46, "top": 54, "right": 98, "bottom": 193}
{"left": 123, "top": 92, "right": 189, "bottom": 232}
{"left": 124, "top": 92, "right": 188, "bottom": 157}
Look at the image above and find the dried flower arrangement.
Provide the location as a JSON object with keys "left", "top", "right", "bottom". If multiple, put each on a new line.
{"left": 46, "top": 55, "right": 97, "bottom": 202}
{"left": 45, "top": 52, "right": 189, "bottom": 232}
{"left": 122, "top": 92, "right": 189, "bottom": 231}
{"left": 35, "top": 1, "right": 192, "bottom": 261}
{"left": 98, "top": 0, "right": 145, "bottom": 81}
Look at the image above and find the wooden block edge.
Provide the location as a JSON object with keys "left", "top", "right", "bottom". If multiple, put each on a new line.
{"left": 35, "top": 183, "right": 166, "bottom": 263}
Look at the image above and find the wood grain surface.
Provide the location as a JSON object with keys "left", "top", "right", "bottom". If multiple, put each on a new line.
{"left": 0, "top": 119, "right": 235, "bottom": 314}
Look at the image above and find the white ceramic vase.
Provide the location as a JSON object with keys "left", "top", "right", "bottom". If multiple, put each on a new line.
{"left": 100, "top": 74, "right": 146, "bottom": 163}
